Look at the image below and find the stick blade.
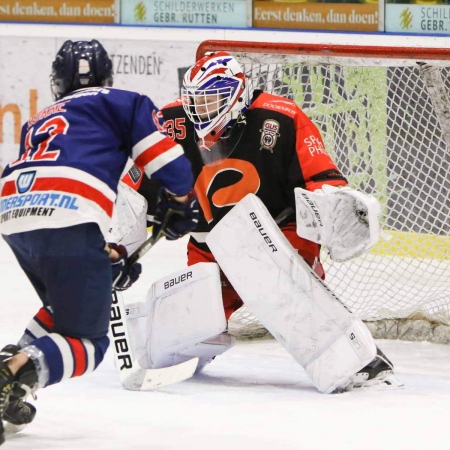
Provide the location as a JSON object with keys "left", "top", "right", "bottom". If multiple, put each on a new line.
{"left": 120, "top": 357, "right": 199, "bottom": 391}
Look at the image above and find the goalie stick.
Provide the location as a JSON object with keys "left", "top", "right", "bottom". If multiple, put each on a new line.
{"left": 110, "top": 290, "right": 198, "bottom": 390}
{"left": 110, "top": 209, "right": 199, "bottom": 391}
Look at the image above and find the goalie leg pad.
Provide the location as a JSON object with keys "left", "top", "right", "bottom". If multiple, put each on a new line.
{"left": 140, "top": 263, "right": 229, "bottom": 371}
{"left": 206, "top": 193, "right": 377, "bottom": 393}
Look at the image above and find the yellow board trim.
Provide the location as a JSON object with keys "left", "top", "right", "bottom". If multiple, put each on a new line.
{"left": 371, "top": 230, "right": 450, "bottom": 260}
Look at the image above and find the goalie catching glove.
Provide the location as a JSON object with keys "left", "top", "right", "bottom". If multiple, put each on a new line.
{"left": 152, "top": 188, "right": 199, "bottom": 240}
{"left": 109, "top": 243, "right": 142, "bottom": 291}
{"left": 295, "top": 185, "right": 381, "bottom": 262}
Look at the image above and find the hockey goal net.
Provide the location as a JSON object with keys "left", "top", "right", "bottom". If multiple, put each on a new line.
{"left": 197, "top": 40, "right": 450, "bottom": 343}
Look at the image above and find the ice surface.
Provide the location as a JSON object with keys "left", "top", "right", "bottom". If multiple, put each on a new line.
{"left": 1, "top": 236, "right": 450, "bottom": 450}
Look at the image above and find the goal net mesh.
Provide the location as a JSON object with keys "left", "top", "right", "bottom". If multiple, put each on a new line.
{"left": 197, "top": 42, "right": 450, "bottom": 340}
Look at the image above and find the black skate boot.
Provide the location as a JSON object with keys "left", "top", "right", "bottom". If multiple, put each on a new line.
{"left": 349, "top": 346, "right": 404, "bottom": 390}
{"left": 0, "top": 345, "right": 37, "bottom": 442}
{"left": 3, "top": 396, "right": 36, "bottom": 427}
{"left": 0, "top": 359, "right": 16, "bottom": 446}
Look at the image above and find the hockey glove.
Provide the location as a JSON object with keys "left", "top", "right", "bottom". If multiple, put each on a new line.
{"left": 109, "top": 243, "right": 142, "bottom": 291}
{"left": 295, "top": 185, "right": 381, "bottom": 261}
{"left": 152, "top": 188, "right": 199, "bottom": 241}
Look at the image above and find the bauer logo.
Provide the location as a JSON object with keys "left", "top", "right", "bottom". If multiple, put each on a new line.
{"left": 259, "top": 119, "right": 280, "bottom": 152}
{"left": 16, "top": 171, "right": 36, "bottom": 194}
{"left": 164, "top": 271, "right": 193, "bottom": 289}
{"left": 300, "top": 192, "right": 323, "bottom": 227}
{"left": 249, "top": 211, "right": 277, "bottom": 252}
{"left": 110, "top": 291, "right": 133, "bottom": 371}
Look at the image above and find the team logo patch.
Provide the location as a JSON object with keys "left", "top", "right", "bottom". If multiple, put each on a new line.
{"left": 16, "top": 171, "right": 36, "bottom": 193}
{"left": 259, "top": 120, "right": 280, "bottom": 152}
{"left": 128, "top": 165, "right": 142, "bottom": 184}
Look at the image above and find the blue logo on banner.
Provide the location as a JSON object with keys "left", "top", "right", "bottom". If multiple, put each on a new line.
{"left": 16, "top": 171, "right": 36, "bottom": 194}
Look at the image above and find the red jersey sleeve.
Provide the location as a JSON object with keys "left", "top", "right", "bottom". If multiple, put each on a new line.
{"left": 294, "top": 108, "right": 347, "bottom": 191}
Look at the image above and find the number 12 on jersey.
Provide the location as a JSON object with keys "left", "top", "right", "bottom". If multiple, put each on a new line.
{"left": 10, "top": 115, "right": 68, "bottom": 167}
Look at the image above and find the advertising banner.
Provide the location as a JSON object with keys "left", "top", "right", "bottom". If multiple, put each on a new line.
{"left": 121, "top": 0, "right": 248, "bottom": 27}
{"left": 0, "top": 0, "right": 116, "bottom": 23}
{"left": 386, "top": 4, "right": 450, "bottom": 34}
{"left": 253, "top": 1, "right": 379, "bottom": 31}
{"left": 0, "top": 37, "right": 199, "bottom": 167}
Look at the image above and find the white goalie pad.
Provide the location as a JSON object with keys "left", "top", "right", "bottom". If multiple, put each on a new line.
{"left": 206, "top": 193, "right": 376, "bottom": 393}
{"left": 111, "top": 290, "right": 198, "bottom": 391}
{"left": 106, "top": 181, "right": 148, "bottom": 254}
{"left": 135, "top": 262, "right": 228, "bottom": 370}
{"left": 295, "top": 185, "right": 381, "bottom": 262}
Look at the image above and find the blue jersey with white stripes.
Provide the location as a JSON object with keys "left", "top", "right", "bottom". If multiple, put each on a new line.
{"left": 0, "top": 87, "right": 194, "bottom": 236}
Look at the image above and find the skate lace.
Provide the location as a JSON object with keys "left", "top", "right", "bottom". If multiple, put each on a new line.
{"left": 0, "top": 387, "right": 11, "bottom": 418}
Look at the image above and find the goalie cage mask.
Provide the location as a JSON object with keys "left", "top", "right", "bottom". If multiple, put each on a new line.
{"left": 181, "top": 51, "right": 250, "bottom": 166}
{"left": 51, "top": 39, "right": 113, "bottom": 101}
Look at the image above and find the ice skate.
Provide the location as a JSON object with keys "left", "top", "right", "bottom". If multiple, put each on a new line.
{"left": 343, "top": 347, "right": 404, "bottom": 392}
{"left": 2, "top": 396, "right": 36, "bottom": 435}
{"left": 0, "top": 357, "right": 16, "bottom": 446}
{"left": 0, "top": 345, "right": 37, "bottom": 441}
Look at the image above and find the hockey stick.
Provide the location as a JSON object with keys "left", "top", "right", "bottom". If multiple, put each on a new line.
{"left": 110, "top": 209, "right": 198, "bottom": 391}
{"left": 126, "top": 207, "right": 177, "bottom": 265}
{"left": 126, "top": 232, "right": 159, "bottom": 266}
{"left": 110, "top": 290, "right": 198, "bottom": 390}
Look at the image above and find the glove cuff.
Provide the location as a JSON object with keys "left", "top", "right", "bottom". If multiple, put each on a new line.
{"left": 107, "top": 243, "right": 128, "bottom": 258}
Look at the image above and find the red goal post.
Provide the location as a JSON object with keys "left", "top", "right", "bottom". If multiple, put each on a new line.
{"left": 197, "top": 40, "right": 450, "bottom": 62}
{"left": 196, "top": 40, "right": 450, "bottom": 343}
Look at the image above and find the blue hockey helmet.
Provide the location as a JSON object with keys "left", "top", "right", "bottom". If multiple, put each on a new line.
{"left": 51, "top": 39, "right": 113, "bottom": 100}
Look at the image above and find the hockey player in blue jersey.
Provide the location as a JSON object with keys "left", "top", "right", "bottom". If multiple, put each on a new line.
{"left": 0, "top": 39, "right": 198, "bottom": 445}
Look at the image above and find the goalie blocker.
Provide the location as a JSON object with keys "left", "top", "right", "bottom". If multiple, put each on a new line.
{"left": 206, "top": 193, "right": 402, "bottom": 393}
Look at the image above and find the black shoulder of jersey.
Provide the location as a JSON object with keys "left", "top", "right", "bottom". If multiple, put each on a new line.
{"left": 251, "top": 89, "right": 264, "bottom": 103}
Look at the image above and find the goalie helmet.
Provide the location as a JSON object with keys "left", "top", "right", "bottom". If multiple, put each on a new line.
{"left": 51, "top": 39, "right": 113, "bottom": 100}
{"left": 181, "top": 52, "right": 250, "bottom": 164}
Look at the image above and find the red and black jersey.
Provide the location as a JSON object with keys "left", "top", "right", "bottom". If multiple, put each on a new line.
{"left": 161, "top": 91, "right": 347, "bottom": 251}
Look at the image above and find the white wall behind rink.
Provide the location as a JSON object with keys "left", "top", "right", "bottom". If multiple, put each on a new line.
{"left": 2, "top": 22, "right": 450, "bottom": 46}
{"left": 0, "top": 22, "right": 449, "bottom": 167}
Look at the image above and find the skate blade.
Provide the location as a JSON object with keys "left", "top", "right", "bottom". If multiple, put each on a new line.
{"left": 3, "top": 421, "right": 26, "bottom": 435}
{"left": 349, "top": 374, "right": 404, "bottom": 392}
